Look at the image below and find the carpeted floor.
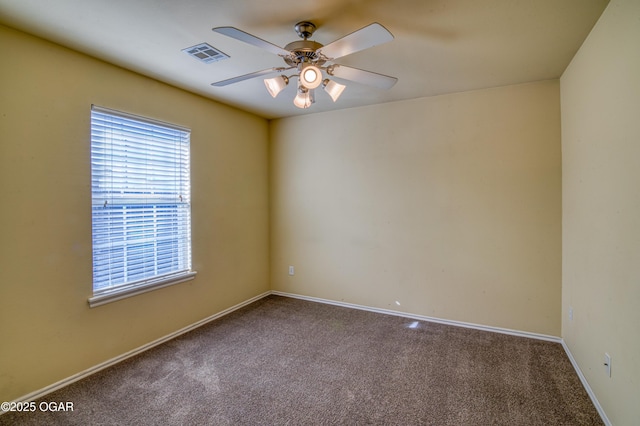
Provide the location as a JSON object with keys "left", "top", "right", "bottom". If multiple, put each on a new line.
{"left": 1, "top": 295, "right": 603, "bottom": 425}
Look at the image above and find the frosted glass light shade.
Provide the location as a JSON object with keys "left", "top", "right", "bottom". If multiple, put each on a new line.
{"left": 322, "top": 79, "right": 346, "bottom": 102}
{"left": 264, "top": 75, "right": 289, "bottom": 98}
{"left": 300, "top": 64, "right": 322, "bottom": 89}
{"left": 293, "top": 89, "right": 315, "bottom": 109}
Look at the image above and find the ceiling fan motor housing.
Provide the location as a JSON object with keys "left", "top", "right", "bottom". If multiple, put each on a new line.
{"left": 284, "top": 21, "right": 328, "bottom": 68}
{"left": 283, "top": 40, "right": 326, "bottom": 67}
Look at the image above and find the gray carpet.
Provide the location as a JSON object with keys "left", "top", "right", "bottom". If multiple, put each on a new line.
{"left": 1, "top": 295, "right": 602, "bottom": 425}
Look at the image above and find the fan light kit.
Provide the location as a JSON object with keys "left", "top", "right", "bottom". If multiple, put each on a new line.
{"left": 300, "top": 64, "right": 322, "bottom": 89}
{"left": 211, "top": 21, "right": 397, "bottom": 109}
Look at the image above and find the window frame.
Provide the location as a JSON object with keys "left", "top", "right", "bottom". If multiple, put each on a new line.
{"left": 88, "top": 105, "right": 196, "bottom": 307}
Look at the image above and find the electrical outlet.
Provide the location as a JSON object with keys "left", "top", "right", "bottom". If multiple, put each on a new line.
{"left": 288, "top": 265, "right": 294, "bottom": 276}
{"left": 604, "top": 353, "right": 611, "bottom": 377}
{"left": 568, "top": 307, "right": 573, "bottom": 321}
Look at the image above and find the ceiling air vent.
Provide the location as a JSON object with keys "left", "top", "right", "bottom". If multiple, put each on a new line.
{"left": 183, "top": 43, "right": 229, "bottom": 64}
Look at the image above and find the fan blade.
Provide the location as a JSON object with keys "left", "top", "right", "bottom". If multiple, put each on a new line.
{"left": 212, "top": 27, "right": 291, "bottom": 57}
{"left": 327, "top": 65, "right": 397, "bottom": 89}
{"left": 211, "top": 67, "right": 291, "bottom": 87}
{"left": 317, "top": 23, "right": 394, "bottom": 60}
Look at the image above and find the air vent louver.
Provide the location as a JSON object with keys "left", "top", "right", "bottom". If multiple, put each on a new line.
{"left": 183, "top": 43, "right": 229, "bottom": 64}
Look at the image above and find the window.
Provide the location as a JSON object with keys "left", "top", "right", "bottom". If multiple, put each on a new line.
{"left": 89, "top": 105, "right": 195, "bottom": 307}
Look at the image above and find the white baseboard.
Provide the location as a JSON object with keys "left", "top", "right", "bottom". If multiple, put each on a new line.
{"left": 272, "top": 291, "right": 610, "bottom": 425}
{"left": 561, "top": 340, "right": 611, "bottom": 426}
{"left": 271, "top": 290, "right": 562, "bottom": 343}
{"left": 6, "top": 289, "right": 609, "bottom": 426}
{"left": 5, "top": 291, "right": 271, "bottom": 409}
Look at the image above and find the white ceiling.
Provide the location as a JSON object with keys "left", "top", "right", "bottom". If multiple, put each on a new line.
{"left": 0, "top": 0, "right": 609, "bottom": 119}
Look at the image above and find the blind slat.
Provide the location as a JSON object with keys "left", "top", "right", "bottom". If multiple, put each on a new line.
{"left": 91, "top": 106, "right": 192, "bottom": 293}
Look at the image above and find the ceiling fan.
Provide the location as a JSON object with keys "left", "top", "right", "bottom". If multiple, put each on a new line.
{"left": 211, "top": 21, "right": 398, "bottom": 109}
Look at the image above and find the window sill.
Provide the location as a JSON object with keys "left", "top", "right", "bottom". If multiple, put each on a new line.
{"left": 88, "top": 271, "right": 197, "bottom": 308}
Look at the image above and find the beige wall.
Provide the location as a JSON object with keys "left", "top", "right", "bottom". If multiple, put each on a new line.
{"left": 0, "top": 25, "right": 269, "bottom": 402}
{"left": 270, "top": 81, "right": 562, "bottom": 336}
{"left": 7, "top": 3, "right": 636, "bottom": 420}
{"left": 560, "top": 0, "right": 640, "bottom": 423}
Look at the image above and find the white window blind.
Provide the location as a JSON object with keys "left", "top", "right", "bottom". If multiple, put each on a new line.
{"left": 90, "top": 105, "right": 193, "bottom": 305}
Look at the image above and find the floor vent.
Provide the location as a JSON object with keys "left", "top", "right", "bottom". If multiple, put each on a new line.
{"left": 182, "top": 43, "right": 229, "bottom": 64}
